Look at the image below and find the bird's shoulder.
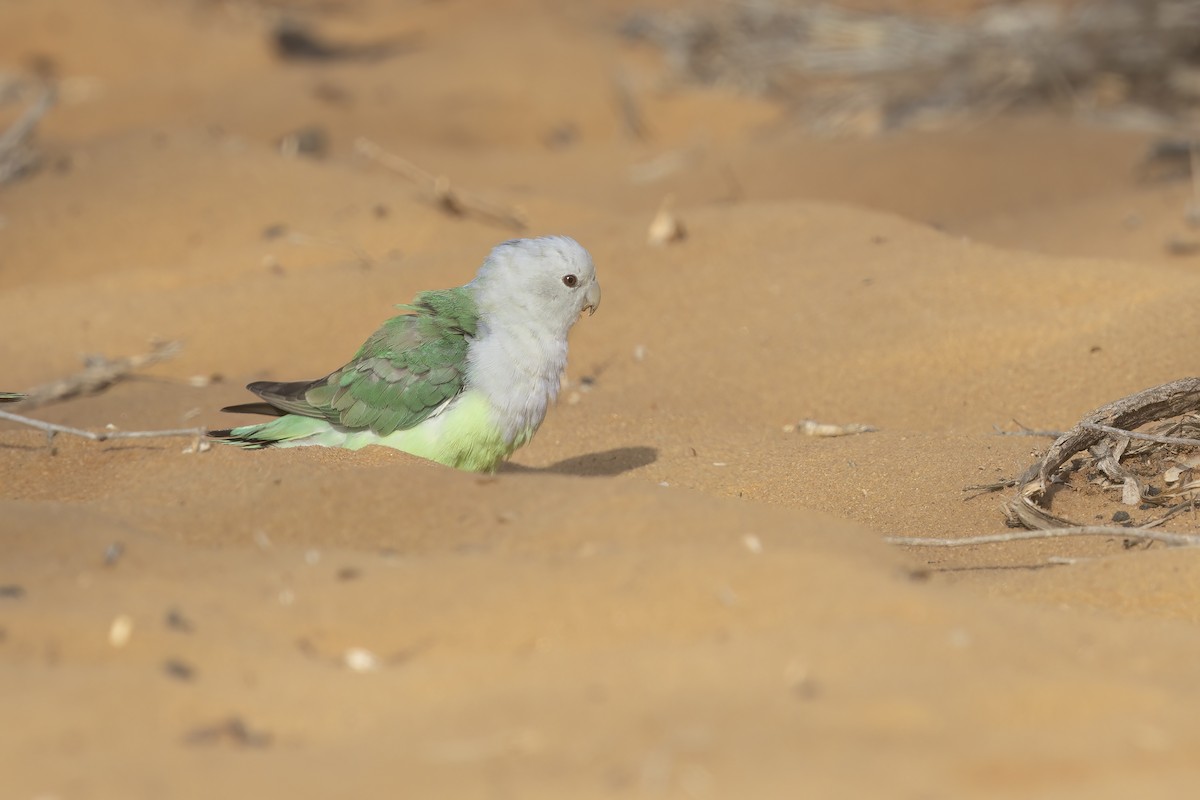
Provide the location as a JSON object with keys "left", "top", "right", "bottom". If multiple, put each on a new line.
{"left": 359, "top": 286, "right": 478, "bottom": 361}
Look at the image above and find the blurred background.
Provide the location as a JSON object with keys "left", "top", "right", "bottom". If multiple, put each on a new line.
{"left": 4, "top": 0, "right": 1200, "bottom": 281}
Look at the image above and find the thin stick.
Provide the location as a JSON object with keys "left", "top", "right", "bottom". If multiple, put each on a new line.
{"left": 886, "top": 526, "right": 1200, "bottom": 548}
{"left": 0, "top": 409, "right": 205, "bottom": 442}
{"left": 18, "top": 340, "right": 182, "bottom": 409}
{"left": 354, "top": 137, "right": 527, "bottom": 231}
{"left": 993, "top": 427, "right": 1063, "bottom": 438}
{"left": 992, "top": 420, "right": 1063, "bottom": 437}
{"left": 1080, "top": 422, "right": 1200, "bottom": 448}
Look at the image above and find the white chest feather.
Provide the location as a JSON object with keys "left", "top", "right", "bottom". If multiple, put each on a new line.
{"left": 465, "top": 319, "right": 569, "bottom": 444}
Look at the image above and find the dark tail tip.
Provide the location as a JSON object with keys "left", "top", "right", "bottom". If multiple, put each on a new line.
{"left": 206, "top": 429, "right": 274, "bottom": 450}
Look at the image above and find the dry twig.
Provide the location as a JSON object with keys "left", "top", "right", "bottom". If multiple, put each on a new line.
{"left": 18, "top": 340, "right": 183, "bottom": 409}
{"left": 0, "top": 408, "right": 206, "bottom": 445}
{"left": 887, "top": 526, "right": 1200, "bottom": 548}
{"left": 993, "top": 420, "right": 1063, "bottom": 437}
{"left": 354, "top": 137, "right": 527, "bottom": 230}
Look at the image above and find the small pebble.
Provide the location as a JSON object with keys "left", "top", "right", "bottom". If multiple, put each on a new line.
{"left": 103, "top": 542, "right": 124, "bottom": 566}
{"left": 647, "top": 194, "right": 686, "bottom": 246}
{"left": 109, "top": 614, "right": 134, "bottom": 648}
{"left": 343, "top": 647, "right": 381, "bottom": 673}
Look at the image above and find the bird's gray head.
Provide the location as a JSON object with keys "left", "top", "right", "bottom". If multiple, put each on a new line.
{"left": 471, "top": 236, "right": 601, "bottom": 334}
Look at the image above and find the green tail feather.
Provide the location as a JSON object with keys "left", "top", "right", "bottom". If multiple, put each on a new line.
{"left": 208, "top": 414, "right": 339, "bottom": 449}
{"left": 0, "top": 392, "right": 24, "bottom": 403}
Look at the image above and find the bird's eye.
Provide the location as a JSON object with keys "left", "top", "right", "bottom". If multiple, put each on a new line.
{"left": 562, "top": 274, "right": 578, "bottom": 288}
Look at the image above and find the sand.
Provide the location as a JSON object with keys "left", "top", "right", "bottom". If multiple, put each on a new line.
{"left": 4, "top": 1, "right": 1200, "bottom": 797}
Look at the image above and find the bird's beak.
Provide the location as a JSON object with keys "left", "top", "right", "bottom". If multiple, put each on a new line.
{"left": 584, "top": 281, "right": 601, "bottom": 316}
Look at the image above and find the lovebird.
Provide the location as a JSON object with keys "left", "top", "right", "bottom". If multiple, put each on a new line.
{"left": 0, "top": 393, "right": 23, "bottom": 402}
{"left": 210, "top": 236, "right": 600, "bottom": 472}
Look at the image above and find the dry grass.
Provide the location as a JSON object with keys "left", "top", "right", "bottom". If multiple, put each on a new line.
{"left": 622, "top": 0, "right": 1200, "bottom": 134}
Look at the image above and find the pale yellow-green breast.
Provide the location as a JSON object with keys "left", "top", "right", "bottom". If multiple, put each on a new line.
{"left": 342, "top": 390, "right": 531, "bottom": 472}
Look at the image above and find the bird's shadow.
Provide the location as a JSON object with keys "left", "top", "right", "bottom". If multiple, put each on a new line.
{"left": 504, "top": 446, "right": 657, "bottom": 477}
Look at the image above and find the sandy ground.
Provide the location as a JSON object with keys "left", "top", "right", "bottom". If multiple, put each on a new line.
{"left": 4, "top": 1, "right": 1200, "bottom": 797}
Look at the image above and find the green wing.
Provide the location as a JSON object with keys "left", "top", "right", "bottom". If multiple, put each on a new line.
{"left": 0, "top": 393, "right": 24, "bottom": 403}
{"left": 242, "top": 287, "right": 478, "bottom": 435}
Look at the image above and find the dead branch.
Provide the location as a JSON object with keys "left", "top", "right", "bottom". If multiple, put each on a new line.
{"left": 0, "top": 85, "right": 54, "bottom": 185}
{"left": 887, "top": 525, "right": 1200, "bottom": 548}
{"left": 354, "top": 137, "right": 527, "bottom": 231}
{"left": 18, "top": 340, "right": 183, "bottom": 409}
{"left": 1007, "top": 378, "right": 1200, "bottom": 530}
{"left": 1081, "top": 421, "right": 1200, "bottom": 448}
{"left": 0, "top": 408, "right": 206, "bottom": 444}
{"left": 1006, "top": 490, "right": 1082, "bottom": 531}
{"left": 1032, "top": 379, "right": 1200, "bottom": 491}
